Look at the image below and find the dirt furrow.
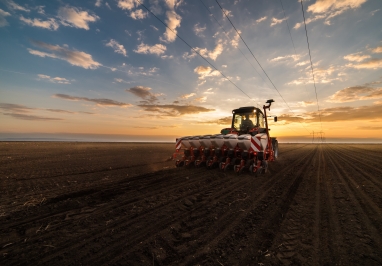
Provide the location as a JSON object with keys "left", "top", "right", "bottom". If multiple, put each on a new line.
{"left": 325, "top": 147, "right": 382, "bottom": 265}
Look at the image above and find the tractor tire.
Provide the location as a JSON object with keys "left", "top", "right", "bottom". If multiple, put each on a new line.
{"left": 272, "top": 139, "right": 279, "bottom": 159}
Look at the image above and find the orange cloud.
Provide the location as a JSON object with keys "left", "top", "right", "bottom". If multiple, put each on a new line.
{"left": 328, "top": 86, "right": 382, "bottom": 103}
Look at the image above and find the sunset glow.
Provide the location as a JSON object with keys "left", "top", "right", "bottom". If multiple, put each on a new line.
{"left": 1, "top": 0, "right": 381, "bottom": 142}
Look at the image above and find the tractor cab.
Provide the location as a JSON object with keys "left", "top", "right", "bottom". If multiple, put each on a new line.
{"left": 231, "top": 106, "right": 265, "bottom": 135}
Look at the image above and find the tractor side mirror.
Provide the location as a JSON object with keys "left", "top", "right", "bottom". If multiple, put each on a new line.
{"left": 274, "top": 116, "right": 278, "bottom": 122}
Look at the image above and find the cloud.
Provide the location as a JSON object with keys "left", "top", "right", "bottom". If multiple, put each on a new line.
{"left": 343, "top": 52, "right": 371, "bottom": 62}
{"left": 370, "top": 9, "right": 380, "bottom": 16}
{"left": 347, "top": 58, "right": 382, "bottom": 69}
{"left": 126, "top": 86, "right": 162, "bottom": 103}
{"left": 95, "top": 0, "right": 102, "bottom": 7}
{"left": 270, "top": 54, "right": 301, "bottom": 62}
{"left": 180, "top": 93, "right": 196, "bottom": 99}
{"left": 0, "top": 103, "right": 34, "bottom": 113}
{"left": 45, "top": 109, "right": 74, "bottom": 114}
{"left": 19, "top": 15, "right": 59, "bottom": 30}
{"left": 299, "top": 101, "right": 315, "bottom": 107}
{"left": 294, "top": 14, "right": 326, "bottom": 29}
{"left": 134, "top": 42, "right": 166, "bottom": 55}
{"left": 328, "top": 86, "right": 382, "bottom": 103}
{"left": 0, "top": 9, "right": 11, "bottom": 27}
{"left": 130, "top": 9, "right": 148, "bottom": 19}
{"left": 161, "top": 10, "right": 181, "bottom": 43}
{"left": 222, "top": 8, "right": 233, "bottom": 17}
{"left": 307, "top": 0, "right": 367, "bottom": 14}
{"left": 37, "top": 74, "right": 71, "bottom": 84}
{"left": 195, "top": 96, "right": 207, "bottom": 102}
{"left": 53, "top": 94, "right": 132, "bottom": 107}
{"left": 58, "top": 6, "right": 99, "bottom": 30}
{"left": 308, "top": 103, "right": 382, "bottom": 122}
{"left": 280, "top": 102, "right": 382, "bottom": 124}
{"left": 6, "top": 0, "right": 30, "bottom": 12}
{"left": 193, "top": 23, "right": 206, "bottom": 36}
{"left": 270, "top": 17, "right": 286, "bottom": 27}
{"left": 194, "top": 43, "right": 223, "bottom": 61}
{"left": 194, "top": 65, "right": 220, "bottom": 79}
{"left": 230, "top": 30, "right": 241, "bottom": 48}
{"left": 0, "top": 103, "right": 93, "bottom": 117}
{"left": 198, "top": 116, "right": 232, "bottom": 125}
{"left": 117, "top": 0, "right": 140, "bottom": 10}
{"left": 293, "top": 0, "right": 367, "bottom": 28}
{"left": 277, "top": 114, "right": 305, "bottom": 124}
{"left": 256, "top": 16, "right": 267, "bottom": 23}
{"left": 371, "top": 46, "right": 382, "bottom": 53}
{"left": 288, "top": 65, "right": 342, "bottom": 85}
{"left": 28, "top": 40, "right": 101, "bottom": 69}
{"left": 137, "top": 104, "right": 215, "bottom": 116}
{"left": 106, "top": 39, "right": 127, "bottom": 56}
{"left": 2, "top": 113, "right": 63, "bottom": 121}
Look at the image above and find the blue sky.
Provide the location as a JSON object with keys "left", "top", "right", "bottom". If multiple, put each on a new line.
{"left": 1, "top": 0, "right": 381, "bottom": 141}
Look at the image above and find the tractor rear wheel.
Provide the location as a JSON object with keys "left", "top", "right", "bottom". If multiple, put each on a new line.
{"left": 272, "top": 140, "right": 279, "bottom": 159}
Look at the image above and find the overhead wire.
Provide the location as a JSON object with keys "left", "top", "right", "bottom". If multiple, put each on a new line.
{"left": 279, "top": 0, "right": 297, "bottom": 55}
{"left": 199, "top": 0, "right": 267, "bottom": 90}
{"left": 299, "top": 0, "right": 323, "bottom": 131}
{"left": 215, "top": 0, "right": 311, "bottom": 134}
{"left": 136, "top": 0, "right": 256, "bottom": 103}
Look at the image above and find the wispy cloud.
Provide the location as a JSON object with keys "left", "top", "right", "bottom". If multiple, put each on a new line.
{"left": 180, "top": 93, "right": 196, "bottom": 99}
{"left": 194, "top": 66, "right": 220, "bottom": 80}
{"left": 198, "top": 116, "right": 232, "bottom": 125}
{"left": 95, "top": 0, "right": 102, "bottom": 7}
{"left": 126, "top": 86, "right": 163, "bottom": 104}
{"left": 343, "top": 52, "right": 370, "bottom": 62}
{"left": 270, "top": 54, "right": 301, "bottom": 62}
{"left": 137, "top": 104, "right": 215, "bottom": 116}
{"left": 37, "top": 74, "right": 72, "bottom": 84}
{"left": 0, "top": 9, "right": 11, "bottom": 27}
{"left": 279, "top": 102, "right": 382, "bottom": 124}
{"left": 194, "top": 43, "right": 223, "bottom": 61}
{"left": 0, "top": 103, "right": 34, "bottom": 113}
{"left": 347, "top": 58, "right": 382, "bottom": 69}
{"left": 270, "top": 17, "right": 286, "bottom": 27}
{"left": 117, "top": 0, "right": 140, "bottom": 10}
{"left": 130, "top": 9, "right": 147, "bottom": 20}
{"left": 371, "top": 46, "right": 382, "bottom": 54}
{"left": 28, "top": 40, "right": 101, "bottom": 69}
{"left": 256, "top": 16, "right": 267, "bottom": 23}
{"left": 106, "top": 39, "right": 127, "bottom": 56}
{"left": 6, "top": 0, "right": 30, "bottom": 12}
{"left": 58, "top": 6, "right": 99, "bottom": 30}
{"left": 328, "top": 86, "right": 382, "bottom": 103}
{"left": 3, "top": 113, "right": 63, "bottom": 121}
{"left": 134, "top": 43, "right": 166, "bottom": 55}
{"left": 294, "top": 0, "right": 367, "bottom": 28}
{"left": 19, "top": 15, "right": 59, "bottom": 30}
{"left": 193, "top": 23, "right": 206, "bottom": 36}
{"left": 53, "top": 94, "right": 132, "bottom": 107}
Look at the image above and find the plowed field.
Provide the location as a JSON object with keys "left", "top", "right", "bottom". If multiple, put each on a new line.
{"left": 1, "top": 142, "right": 382, "bottom": 265}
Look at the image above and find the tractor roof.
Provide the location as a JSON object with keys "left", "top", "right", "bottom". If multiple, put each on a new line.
{"left": 232, "top": 106, "right": 264, "bottom": 116}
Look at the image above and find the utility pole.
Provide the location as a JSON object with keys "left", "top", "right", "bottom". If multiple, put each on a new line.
{"left": 310, "top": 131, "right": 315, "bottom": 143}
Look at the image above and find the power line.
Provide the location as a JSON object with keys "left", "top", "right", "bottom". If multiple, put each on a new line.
{"left": 136, "top": 0, "right": 255, "bottom": 102}
{"left": 279, "top": 0, "right": 297, "bottom": 55}
{"left": 199, "top": 0, "right": 267, "bottom": 90}
{"left": 215, "top": 0, "right": 311, "bottom": 134}
{"left": 300, "top": 0, "right": 323, "bottom": 131}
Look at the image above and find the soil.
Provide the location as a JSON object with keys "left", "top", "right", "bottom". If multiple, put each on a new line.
{"left": 1, "top": 142, "right": 382, "bottom": 265}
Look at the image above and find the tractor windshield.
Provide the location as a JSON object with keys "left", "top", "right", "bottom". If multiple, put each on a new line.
{"left": 233, "top": 112, "right": 257, "bottom": 131}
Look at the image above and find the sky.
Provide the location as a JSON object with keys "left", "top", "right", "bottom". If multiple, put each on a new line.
{"left": 0, "top": 0, "right": 381, "bottom": 142}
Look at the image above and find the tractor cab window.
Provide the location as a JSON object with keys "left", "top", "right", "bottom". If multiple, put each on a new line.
{"left": 233, "top": 112, "right": 257, "bottom": 131}
{"left": 259, "top": 113, "right": 265, "bottom": 128}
